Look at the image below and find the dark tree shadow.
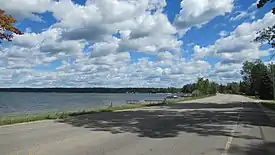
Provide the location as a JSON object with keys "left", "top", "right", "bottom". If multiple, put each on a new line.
{"left": 56, "top": 102, "right": 274, "bottom": 139}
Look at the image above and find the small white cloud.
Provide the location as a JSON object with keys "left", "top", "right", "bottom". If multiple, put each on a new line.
{"left": 230, "top": 11, "right": 256, "bottom": 21}
{"left": 218, "top": 31, "right": 229, "bottom": 37}
{"left": 187, "top": 43, "right": 195, "bottom": 47}
{"left": 248, "top": 0, "right": 259, "bottom": 10}
{"left": 174, "top": 0, "right": 234, "bottom": 35}
{"left": 25, "top": 27, "right": 32, "bottom": 33}
{"left": 157, "top": 51, "right": 174, "bottom": 61}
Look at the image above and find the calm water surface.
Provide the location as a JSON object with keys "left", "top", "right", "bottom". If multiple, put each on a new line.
{"left": 0, "top": 92, "right": 167, "bottom": 116}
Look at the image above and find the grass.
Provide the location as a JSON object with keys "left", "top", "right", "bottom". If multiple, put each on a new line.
{"left": 261, "top": 101, "right": 275, "bottom": 111}
{"left": 245, "top": 95, "right": 260, "bottom": 100}
{"left": 245, "top": 95, "right": 275, "bottom": 111}
{"left": 0, "top": 95, "right": 213, "bottom": 126}
{"left": 0, "top": 104, "right": 148, "bottom": 126}
{"left": 245, "top": 95, "right": 275, "bottom": 103}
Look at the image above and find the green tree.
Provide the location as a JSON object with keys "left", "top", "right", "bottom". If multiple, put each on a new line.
{"left": 218, "top": 84, "right": 226, "bottom": 93}
{"left": 240, "top": 60, "right": 274, "bottom": 99}
{"left": 254, "top": 0, "right": 275, "bottom": 48}
{"left": 195, "top": 78, "right": 217, "bottom": 95}
{"left": 181, "top": 83, "right": 196, "bottom": 93}
{"left": 192, "top": 89, "right": 201, "bottom": 97}
{"left": 250, "top": 60, "right": 267, "bottom": 95}
{"left": 196, "top": 78, "right": 207, "bottom": 95}
{"left": 196, "top": 78, "right": 204, "bottom": 94}
{"left": 227, "top": 82, "right": 240, "bottom": 94}
{"left": 259, "top": 69, "right": 273, "bottom": 99}
{"left": 203, "top": 79, "right": 210, "bottom": 95}
{"left": 239, "top": 81, "right": 247, "bottom": 94}
{"left": 208, "top": 82, "right": 217, "bottom": 95}
{"left": 257, "top": 0, "right": 275, "bottom": 14}
{"left": 241, "top": 61, "right": 255, "bottom": 95}
{"left": 184, "top": 78, "right": 217, "bottom": 96}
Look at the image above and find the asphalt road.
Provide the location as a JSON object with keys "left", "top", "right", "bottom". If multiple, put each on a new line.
{"left": 1, "top": 94, "right": 275, "bottom": 155}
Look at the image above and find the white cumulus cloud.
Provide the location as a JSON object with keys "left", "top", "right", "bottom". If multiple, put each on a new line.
{"left": 193, "top": 12, "right": 275, "bottom": 61}
{"left": 0, "top": 0, "right": 54, "bottom": 21}
{"left": 174, "top": 0, "right": 234, "bottom": 35}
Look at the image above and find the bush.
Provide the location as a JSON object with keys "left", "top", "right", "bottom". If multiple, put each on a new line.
{"left": 192, "top": 89, "right": 202, "bottom": 97}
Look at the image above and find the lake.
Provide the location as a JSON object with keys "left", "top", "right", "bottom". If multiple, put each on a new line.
{"left": 0, "top": 92, "right": 168, "bottom": 116}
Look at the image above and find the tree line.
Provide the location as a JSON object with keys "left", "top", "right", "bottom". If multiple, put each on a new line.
{"left": 181, "top": 78, "right": 240, "bottom": 96}
{"left": 181, "top": 59, "right": 275, "bottom": 100}
{"left": 181, "top": 78, "right": 217, "bottom": 96}
{"left": 240, "top": 59, "right": 274, "bottom": 99}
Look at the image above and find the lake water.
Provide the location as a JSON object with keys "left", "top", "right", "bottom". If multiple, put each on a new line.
{"left": 0, "top": 92, "right": 168, "bottom": 116}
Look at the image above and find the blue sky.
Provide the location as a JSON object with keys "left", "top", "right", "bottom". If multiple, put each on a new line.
{"left": 0, "top": 0, "right": 275, "bottom": 88}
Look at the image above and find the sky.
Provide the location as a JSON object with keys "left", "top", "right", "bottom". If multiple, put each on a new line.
{"left": 0, "top": 0, "right": 275, "bottom": 88}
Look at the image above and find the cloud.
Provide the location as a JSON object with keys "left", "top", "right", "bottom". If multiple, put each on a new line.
{"left": 218, "top": 30, "right": 229, "bottom": 37}
{"left": 214, "top": 61, "right": 241, "bottom": 73}
{"left": 1, "top": 27, "right": 87, "bottom": 72}
{"left": 12, "top": 32, "right": 48, "bottom": 48}
{"left": 50, "top": 0, "right": 113, "bottom": 42}
{"left": 56, "top": 56, "right": 162, "bottom": 87}
{"left": 193, "top": 11, "right": 275, "bottom": 62}
{"left": 229, "top": 0, "right": 258, "bottom": 22}
{"left": 248, "top": 0, "right": 259, "bottom": 10}
{"left": 49, "top": 0, "right": 181, "bottom": 54}
{"left": 207, "top": 61, "right": 242, "bottom": 83}
{"left": 117, "top": 34, "right": 182, "bottom": 53}
{"left": 90, "top": 38, "right": 119, "bottom": 58}
{"left": 0, "top": 0, "right": 53, "bottom": 21}
{"left": 35, "top": 52, "right": 212, "bottom": 87}
{"left": 170, "top": 59, "right": 211, "bottom": 75}
{"left": 51, "top": 0, "right": 171, "bottom": 42}
{"left": 192, "top": 12, "right": 275, "bottom": 83}
{"left": 0, "top": 0, "right": 186, "bottom": 88}
{"left": 230, "top": 11, "right": 256, "bottom": 21}
{"left": 157, "top": 51, "right": 174, "bottom": 60}
{"left": 1, "top": 0, "right": 270, "bottom": 87}
{"left": 174, "top": 0, "right": 234, "bottom": 35}
{"left": 128, "top": 13, "right": 176, "bottom": 39}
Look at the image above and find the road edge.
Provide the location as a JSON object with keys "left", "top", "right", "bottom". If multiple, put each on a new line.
{"left": 255, "top": 101, "right": 275, "bottom": 154}
{"left": 257, "top": 103, "right": 275, "bottom": 123}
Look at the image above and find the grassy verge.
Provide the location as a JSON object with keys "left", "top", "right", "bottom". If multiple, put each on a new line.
{"left": 0, "top": 95, "right": 212, "bottom": 126}
{"left": 261, "top": 102, "right": 275, "bottom": 111}
{"left": 0, "top": 104, "right": 149, "bottom": 126}
{"left": 245, "top": 95, "right": 275, "bottom": 103}
{"left": 245, "top": 95, "right": 260, "bottom": 100}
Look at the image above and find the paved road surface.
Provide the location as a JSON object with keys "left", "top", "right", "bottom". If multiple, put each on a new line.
{"left": 1, "top": 94, "right": 275, "bottom": 155}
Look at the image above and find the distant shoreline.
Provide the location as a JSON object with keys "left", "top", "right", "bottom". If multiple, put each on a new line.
{"left": 0, "top": 88, "right": 183, "bottom": 93}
